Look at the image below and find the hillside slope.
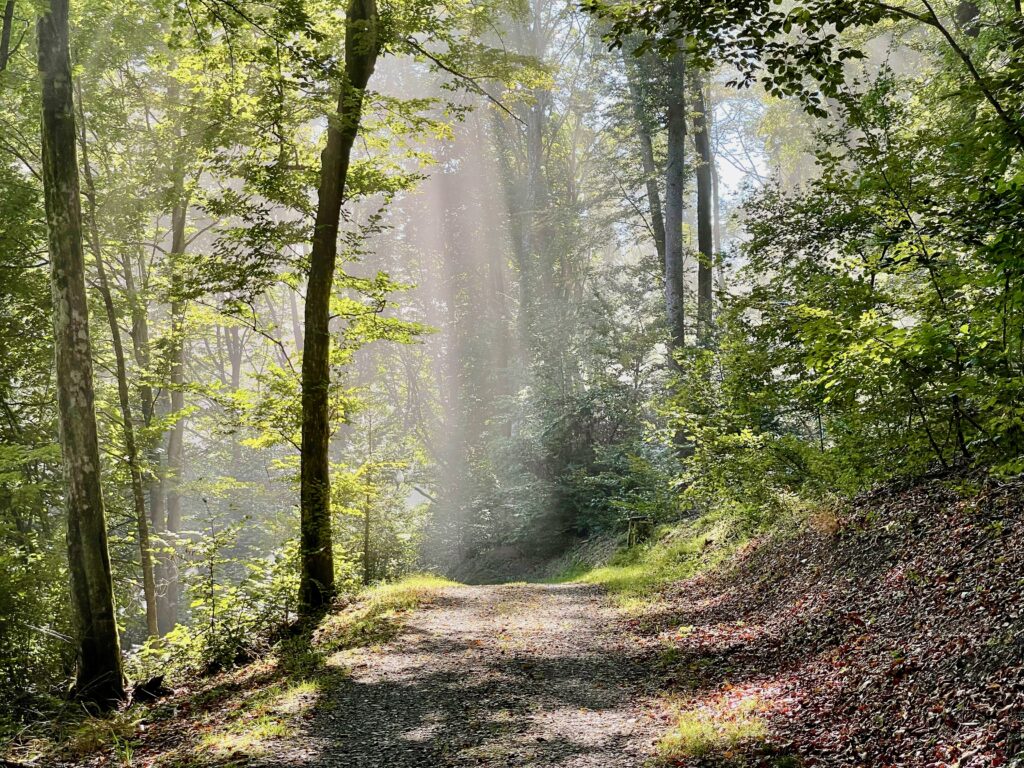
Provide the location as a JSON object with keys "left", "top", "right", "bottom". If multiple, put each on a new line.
{"left": 610, "top": 474, "right": 1024, "bottom": 767}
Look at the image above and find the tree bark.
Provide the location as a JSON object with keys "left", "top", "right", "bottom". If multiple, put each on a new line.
{"left": 664, "top": 51, "right": 688, "bottom": 362}
{"left": 955, "top": 1, "right": 980, "bottom": 37}
{"left": 37, "top": 0, "right": 124, "bottom": 707}
{"left": 0, "top": 0, "right": 15, "bottom": 71}
{"left": 227, "top": 324, "right": 243, "bottom": 471}
{"left": 161, "top": 197, "right": 187, "bottom": 635}
{"left": 691, "top": 74, "right": 714, "bottom": 346}
{"left": 299, "top": 0, "right": 379, "bottom": 615}
{"left": 362, "top": 416, "right": 373, "bottom": 586}
{"left": 76, "top": 86, "right": 159, "bottom": 639}
{"left": 120, "top": 245, "right": 168, "bottom": 632}
{"left": 289, "top": 284, "right": 304, "bottom": 352}
{"left": 622, "top": 46, "right": 666, "bottom": 263}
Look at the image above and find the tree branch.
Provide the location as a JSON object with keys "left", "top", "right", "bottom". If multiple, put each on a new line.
{"left": 401, "top": 38, "right": 525, "bottom": 125}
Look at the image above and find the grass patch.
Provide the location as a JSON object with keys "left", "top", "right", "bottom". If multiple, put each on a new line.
{"left": 199, "top": 713, "right": 289, "bottom": 758}
{"left": 564, "top": 512, "right": 748, "bottom": 609}
{"left": 317, "top": 574, "right": 457, "bottom": 654}
{"left": 656, "top": 694, "right": 767, "bottom": 764}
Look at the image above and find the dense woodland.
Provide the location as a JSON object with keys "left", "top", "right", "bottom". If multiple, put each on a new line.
{"left": 2, "top": 0, "right": 1024, "bottom": 764}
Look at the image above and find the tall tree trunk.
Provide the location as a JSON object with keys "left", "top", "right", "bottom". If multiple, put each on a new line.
{"left": 121, "top": 245, "right": 168, "bottom": 632}
{"left": 76, "top": 86, "right": 159, "bottom": 639}
{"left": 0, "top": 0, "right": 15, "bottom": 71}
{"left": 289, "top": 285, "right": 304, "bottom": 352}
{"left": 691, "top": 74, "right": 714, "bottom": 346}
{"left": 227, "top": 325, "right": 243, "bottom": 472}
{"left": 664, "top": 51, "right": 688, "bottom": 362}
{"left": 299, "top": 0, "right": 379, "bottom": 615}
{"left": 622, "top": 46, "right": 666, "bottom": 263}
{"left": 362, "top": 416, "right": 373, "bottom": 586}
{"left": 161, "top": 197, "right": 187, "bottom": 634}
{"left": 707, "top": 89, "right": 723, "bottom": 258}
{"left": 37, "top": 0, "right": 124, "bottom": 707}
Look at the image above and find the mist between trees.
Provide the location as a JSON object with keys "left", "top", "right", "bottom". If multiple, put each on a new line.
{"left": 1, "top": 0, "right": 1023, "bottom": 720}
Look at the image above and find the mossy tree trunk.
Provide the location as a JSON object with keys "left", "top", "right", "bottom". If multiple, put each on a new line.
{"left": 37, "top": 0, "right": 124, "bottom": 707}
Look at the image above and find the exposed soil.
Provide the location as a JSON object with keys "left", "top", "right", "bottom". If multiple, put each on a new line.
{"left": 267, "top": 583, "right": 663, "bottom": 767}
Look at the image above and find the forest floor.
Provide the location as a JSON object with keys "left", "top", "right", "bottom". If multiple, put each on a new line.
{"left": 12, "top": 472, "right": 1024, "bottom": 768}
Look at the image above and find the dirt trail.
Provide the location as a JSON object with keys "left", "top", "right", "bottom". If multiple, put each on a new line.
{"left": 270, "top": 583, "right": 661, "bottom": 767}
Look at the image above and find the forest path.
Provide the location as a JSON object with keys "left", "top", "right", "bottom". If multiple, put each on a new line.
{"left": 271, "top": 583, "right": 661, "bottom": 767}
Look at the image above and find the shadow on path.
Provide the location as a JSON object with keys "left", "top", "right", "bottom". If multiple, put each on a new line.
{"left": 268, "top": 584, "right": 660, "bottom": 768}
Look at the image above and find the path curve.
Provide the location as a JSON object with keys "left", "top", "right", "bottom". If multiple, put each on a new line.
{"left": 272, "top": 583, "right": 661, "bottom": 767}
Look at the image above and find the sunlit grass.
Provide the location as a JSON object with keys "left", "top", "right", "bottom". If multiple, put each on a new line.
{"left": 564, "top": 513, "right": 746, "bottom": 609}
{"left": 199, "top": 713, "right": 289, "bottom": 758}
{"left": 270, "top": 679, "right": 321, "bottom": 715}
{"left": 656, "top": 694, "right": 767, "bottom": 764}
{"left": 317, "top": 574, "right": 457, "bottom": 654}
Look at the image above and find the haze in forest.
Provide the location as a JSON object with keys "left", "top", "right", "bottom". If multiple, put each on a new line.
{"left": 2, "top": 0, "right": 1024, "bottom": 765}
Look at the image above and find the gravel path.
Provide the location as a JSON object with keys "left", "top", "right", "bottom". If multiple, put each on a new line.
{"left": 271, "top": 583, "right": 662, "bottom": 767}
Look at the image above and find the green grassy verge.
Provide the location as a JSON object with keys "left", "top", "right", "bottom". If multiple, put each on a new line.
{"left": 560, "top": 511, "right": 751, "bottom": 611}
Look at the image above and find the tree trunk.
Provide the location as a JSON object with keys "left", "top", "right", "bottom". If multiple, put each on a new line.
{"left": 76, "top": 86, "right": 159, "bottom": 639}
{"left": 161, "top": 197, "right": 187, "bottom": 634}
{"left": 362, "top": 417, "right": 373, "bottom": 586}
{"left": 622, "top": 46, "right": 666, "bottom": 263}
{"left": 691, "top": 74, "right": 714, "bottom": 346}
{"left": 299, "top": 0, "right": 379, "bottom": 615}
{"left": 228, "top": 325, "right": 243, "bottom": 471}
{"left": 0, "top": 0, "right": 15, "bottom": 71}
{"left": 664, "top": 51, "right": 688, "bottom": 362}
{"left": 37, "top": 0, "right": 124, "bottom": 707}
{"left": 120, "top": 245, "right": 169, "bottom": 632}
{"left": 289, "top": 285, "right": 304, "bottom": 352}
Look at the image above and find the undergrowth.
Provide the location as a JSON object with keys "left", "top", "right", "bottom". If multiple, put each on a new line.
{"left": 2, "top": 575, "right": 457, "bottom": 767}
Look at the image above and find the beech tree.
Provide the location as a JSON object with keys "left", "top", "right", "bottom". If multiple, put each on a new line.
{"left": 37, "top": 0, "right": 124, "bottom": 706}
{"left": 299, "top": 0, "right": 381, "bottom": 614}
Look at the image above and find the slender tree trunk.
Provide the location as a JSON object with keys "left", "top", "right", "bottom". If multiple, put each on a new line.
{"left": 691, "top": 74, "right": 714, "bottom": 346}
{"left": 0, "top": 0, "right": 15, "bottom": 71}
{"left": 289, "top": 285, "right": 304, "bottom": 352}
{"left": 362, "top": 417, "right": 373, "bottom": 586}
{"left": 37, "top": 0, "right": 124, "bottom": 707}
{"left": 622, "top": 46, "right": 666, "bottom": 263}
{"left": 76, "top": 87, "right": 159, "bottom": 639}
{"left": 121, "top": 246, "right": 169, "bottom": 631}
{"left": 161, "top": 197, "right": 187, "bottom": 634}
{"left": 664, "top": 51, "right": 688, "bottom": 361}
{"left": 708, "top": 88, "right": 723, "bottom": 259}
{"left": 228, "top": 325, "right": 243, "bottom": 471}
{"left": 299, "top": 0, "right": 379, "bottom": 615}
